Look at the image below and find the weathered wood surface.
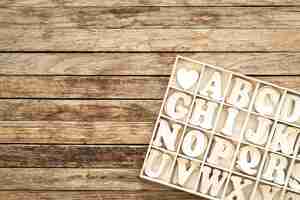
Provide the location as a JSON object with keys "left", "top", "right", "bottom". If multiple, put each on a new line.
{"left": 1, "top": 0, "right": 300, "bottom": 200}
{"left": 3, "top": 191, "right": 200, "bottom": 200}
{"left": 1, "top": 53, "right": 300, "bottom": 75}
{"left": 3, "top": 29, "right": 300, "bottom": 51}
{"left": 2, "top": 7, "right": 300, "bottom": 29}
{"left": 0, "top": 168, "right": 163, "bottom": 190}
{"left": 0, "top": 0, "right": 298, "bottom": 6}
{"left": 0, "top": 76, "right": 167, "bottom": 99}
{"left": 0, "top": 100, "right": 160, "bottom": 121}
{"left": 0, "top": 76, "right": 299, "bottom": 98}
{"left": 0, "top": 99, "right": 156, "bottom": 143}
{"left": 0, "top": 145, "right": 146, "bottom": 168}
{"left": 0, "top": 121, "right": 152, "bottom": 144}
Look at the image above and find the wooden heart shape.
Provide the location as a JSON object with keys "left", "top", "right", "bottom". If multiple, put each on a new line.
{"left": 176, "top": 68, "right": 199, "bottom": 90}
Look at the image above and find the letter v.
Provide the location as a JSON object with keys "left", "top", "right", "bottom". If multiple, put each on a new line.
{"left": 174, "top": 158, "right": 199, "bottom": 186}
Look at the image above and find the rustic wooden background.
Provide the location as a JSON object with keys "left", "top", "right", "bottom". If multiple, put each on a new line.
{"left": 1, "top": 0, "right": 300, "bottom": 199}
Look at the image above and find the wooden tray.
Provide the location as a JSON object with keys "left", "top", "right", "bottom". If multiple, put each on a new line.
{"left": 140, "top": 55, "right": 300, "bottom": 200}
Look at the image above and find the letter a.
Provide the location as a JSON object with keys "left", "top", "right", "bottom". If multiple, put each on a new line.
{"left": 200, "top": 71, "right": 223, "bottom": 100}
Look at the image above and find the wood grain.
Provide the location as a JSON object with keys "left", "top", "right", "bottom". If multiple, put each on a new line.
{"left": 0, "top": 121, "right": 152, "bottom": 144}
{"left": 0, "top": 100, "right": 160, "bottom": 121}
{"left": 0, "top": 100, "right": 156, "bottom": 143}
{"left": 3, "top": 191, "right": 201, "bottom": 200}
{"left": 0, "top": 76, "right": 167, "bottom": 99}
{"left": 2, "top": 29, "right": 300, "bottom": 51}
{"left": 1, "top": 0, "right": 300, "bottom": 198}
{"left": 0, "top": 76, "right": 300, "bottom": 98}
{"left": 1, "top": 53, "right": 300, "bottom": 75}
{"left": 0, "top": 145, "right": 146, "bottom": 168}
{"left": 0, "top": 168, "right": 162, "bottom": 191}
{"left": 0, "top": 0, "right": 298, "bottom": 6}
{"left": 2, "top": 7, "right": 300, "bottom": 29}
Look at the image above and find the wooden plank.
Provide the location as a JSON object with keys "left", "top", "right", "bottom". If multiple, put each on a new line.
{"left": 0, "top": 145, "right": 146, "bottom": 168}
{"left": 0, "top": 100, "right": 157, "bottom": 144}
{"left": 0, "top": 100, "right": 160, "bottom": 121}
{"left": 0, "top": 76, "right": 167, "bottom": 99}
{"left": 0, "top": 76, "right": 300, "bottom": 98}
{"left": 1, "top": 53, "right": 300, "bottom": 75}
{"left": 0, "top": 0, "right": 298, "bottom": 6}
{"left": 256, "top": 76, "right": 300, "bottom": 90}
{"left": 2, "top": 7, "right": 300, "bottom": 29}
{"left": 3, "top": 191, "right": 201, "bottom": 200}
{"left": 0, "top": 168, "right": 163, "bottom": 190}
{"left": 0, "top": 121, "right": 152, "bottom": 144}
{"left": 0, "top": 73, "right": 299, "bottom": 145}
{"left": 2, "top": 29, "right": 300, "bottom": 51}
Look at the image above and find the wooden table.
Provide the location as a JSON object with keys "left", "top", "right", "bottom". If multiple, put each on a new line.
{"left": 1, "top": 0, "right": 300, "bottom": 199}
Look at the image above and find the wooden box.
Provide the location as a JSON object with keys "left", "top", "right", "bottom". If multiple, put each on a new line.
{"left": 140, "top": 56, "right": 300, "bottom": 200}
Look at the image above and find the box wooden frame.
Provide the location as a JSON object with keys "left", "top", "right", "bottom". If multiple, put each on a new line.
{"left": 140, "top": 55, "right": 300, "bottom": 200}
